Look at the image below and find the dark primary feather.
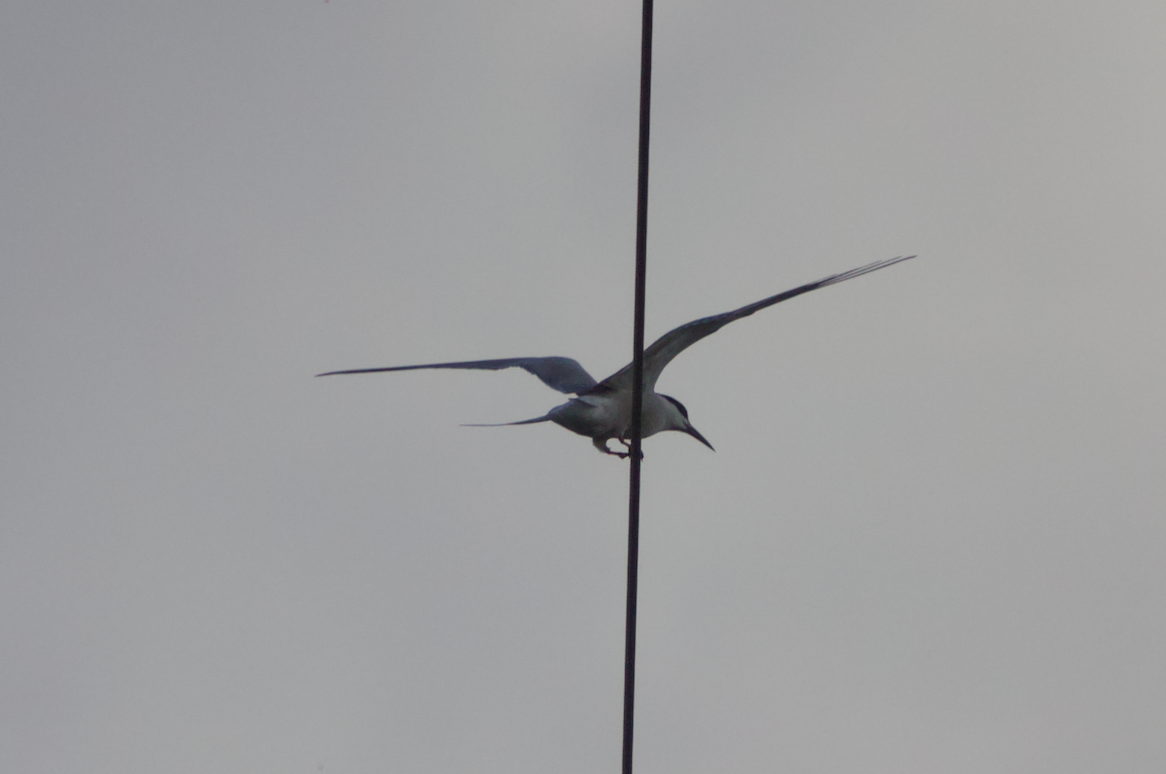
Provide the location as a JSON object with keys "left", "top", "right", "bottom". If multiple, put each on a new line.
{"left": 593, "top": 255, "right": 915, "bottom": 393}
{"left": 316, "top": 356, "right": 598, "bottom": 395}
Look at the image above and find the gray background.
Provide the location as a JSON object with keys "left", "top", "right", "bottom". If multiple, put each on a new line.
{"left": 3, "top": 1, "right": 1164, "bottom": 772}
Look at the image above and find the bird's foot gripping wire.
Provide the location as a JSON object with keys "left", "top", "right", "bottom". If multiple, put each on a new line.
{"left": 593, "top": 437, "right": 642, "bottom": 459}
{"left": 617, "top": 437, "right": 645, "bottom": 461}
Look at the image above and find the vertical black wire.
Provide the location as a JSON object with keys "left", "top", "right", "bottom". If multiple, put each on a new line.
{"left": 623, "top": 1, "right": 653, "bottom": 773}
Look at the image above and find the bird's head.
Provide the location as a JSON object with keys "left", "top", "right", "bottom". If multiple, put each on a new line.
{"left": 659, "top": 394, "right": 715, "bottom": 451}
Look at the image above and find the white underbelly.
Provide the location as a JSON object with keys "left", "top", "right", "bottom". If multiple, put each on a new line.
{"left": 548, "top": 393, "right": 667, "bottom": 439}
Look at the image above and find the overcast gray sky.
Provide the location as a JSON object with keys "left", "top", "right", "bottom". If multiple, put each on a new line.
{"left": 3, "top": 1, "right": 1165, "bottom": 772}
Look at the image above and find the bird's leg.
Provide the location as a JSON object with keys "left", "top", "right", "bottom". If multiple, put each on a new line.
{"left": 593, "top": 437, "right": 629, "bottom": 458}
{"left": 617, "top": 436, "right": 645, "bottom": 461}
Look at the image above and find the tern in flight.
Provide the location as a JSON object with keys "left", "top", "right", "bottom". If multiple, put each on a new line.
{"left": 318, "top": 255, "right": 913, "bottom": 457}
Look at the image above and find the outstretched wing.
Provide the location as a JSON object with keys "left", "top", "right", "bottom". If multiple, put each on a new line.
{"left": 592, "top": 255, "right": 915, "bottom": 393}
{"left": 316, "top": 356, "right": 598, "bottom": 395}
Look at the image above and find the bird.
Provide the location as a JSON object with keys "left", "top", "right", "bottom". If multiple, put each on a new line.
{"left": 318, "top": 255, "right": 914, "bottom": 458}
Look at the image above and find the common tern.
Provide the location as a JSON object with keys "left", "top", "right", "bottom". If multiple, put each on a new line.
{"left": 318, "top": 255, "right": 913, "bottom": 457}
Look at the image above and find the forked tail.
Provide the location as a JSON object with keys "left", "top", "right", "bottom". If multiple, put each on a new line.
{"left": 461, "top": 415, "right": 552, "bottom": 428}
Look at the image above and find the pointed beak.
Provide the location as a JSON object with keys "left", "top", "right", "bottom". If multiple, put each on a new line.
{"left": 685, "top": 423, "right": 715, "bottom": 451}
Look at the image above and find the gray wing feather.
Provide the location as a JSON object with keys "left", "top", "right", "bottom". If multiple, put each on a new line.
{"left": 593, "top": 255, "right": 915, "bottom": 392}
{"left": 316, "top": 356, "right": 598, "bottom": 395}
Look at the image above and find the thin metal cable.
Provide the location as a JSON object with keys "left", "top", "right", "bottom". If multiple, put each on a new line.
{"left": 623, "top": 1, "right": 653, "bottom": 773}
